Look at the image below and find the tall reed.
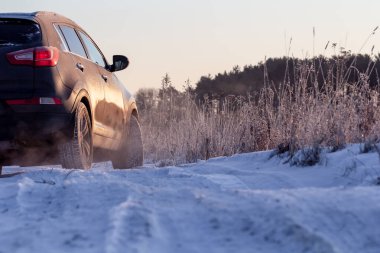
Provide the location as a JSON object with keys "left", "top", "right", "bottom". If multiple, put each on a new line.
{"left": 138, "top": 54, "right": 380, "bottom": 165}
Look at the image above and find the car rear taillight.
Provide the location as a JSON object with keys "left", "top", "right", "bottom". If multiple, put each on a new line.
{"left": 6, "top": 47, "right": 59, "bottom": 67}
{"left": 5, "top": 97, "right": 62, "bottom": 105}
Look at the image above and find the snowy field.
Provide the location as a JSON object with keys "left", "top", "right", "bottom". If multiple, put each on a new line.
{"left": 0, "top": 144, "right": 380, "bottom": 253}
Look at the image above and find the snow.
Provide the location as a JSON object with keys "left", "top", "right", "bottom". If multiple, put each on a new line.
{"left": 0, "top": 144, "right": 379, "bottom": 253}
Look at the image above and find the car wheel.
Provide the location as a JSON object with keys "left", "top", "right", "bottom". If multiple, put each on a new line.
{"left": 60, "top": 102, "right": 93, "bottom": 169}
{"left": 112, "top": 115, "right": 143, "bottom": 169}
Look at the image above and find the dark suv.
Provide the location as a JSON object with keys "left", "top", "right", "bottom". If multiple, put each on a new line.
{"left": 0, "top": 12, "right": 143, "bottom": 170}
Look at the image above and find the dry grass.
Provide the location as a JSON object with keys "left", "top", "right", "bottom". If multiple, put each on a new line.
{"left": 138, "top": 54, "right": 380, "bottom": 166}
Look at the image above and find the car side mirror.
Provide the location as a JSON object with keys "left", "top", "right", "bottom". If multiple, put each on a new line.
{"left": 110, "top": 55, "right": 129, "bottom": 72}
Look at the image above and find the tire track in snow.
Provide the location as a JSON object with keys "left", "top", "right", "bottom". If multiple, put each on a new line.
{"left": 13, "top": 168, "right": 134, "bottom": 253}
{"left": 106, "top": 198, "right": 155, "bottom": 253}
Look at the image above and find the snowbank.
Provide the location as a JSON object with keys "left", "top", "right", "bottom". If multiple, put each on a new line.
{"left": 0, "top": 144, "right": 379, "bottom": 253}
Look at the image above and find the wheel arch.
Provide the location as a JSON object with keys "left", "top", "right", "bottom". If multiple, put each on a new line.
{"left": 121, "top": 101, "right": 139, "bottom": 142}
{"left": 128, "top": 102, "right": 139, "bottom": 122}
{"left": 79, "top": 96, "right": 92, "bottom": 127}
{"left": 72, "top": 90, "right": 93, "bottom": 126}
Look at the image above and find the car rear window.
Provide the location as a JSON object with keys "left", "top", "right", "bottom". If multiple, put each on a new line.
{"left": 0, "top": 19, "right": 41, "bottom": 47}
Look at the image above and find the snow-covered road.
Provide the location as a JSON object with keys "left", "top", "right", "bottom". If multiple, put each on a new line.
{"left": 0, "top": 145, "right": 379, "bottom": 253}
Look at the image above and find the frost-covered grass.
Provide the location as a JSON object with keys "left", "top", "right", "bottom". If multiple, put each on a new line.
{"left": 0, "top": 144, "right": 379, "bottom": 253}
{"left": 140, "top": 54, "right": 380, "bottom": 166}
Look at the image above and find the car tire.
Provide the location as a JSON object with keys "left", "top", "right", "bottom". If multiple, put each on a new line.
{"left": 112, "top": 115, "right": 143, "bottom": 169}
{"left": 60, "top": 102, "right": 93, "bottom": 169}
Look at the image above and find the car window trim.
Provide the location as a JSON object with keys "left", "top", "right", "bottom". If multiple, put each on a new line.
{"left": 53, "top": 23, "right": 69, "bottom": 52}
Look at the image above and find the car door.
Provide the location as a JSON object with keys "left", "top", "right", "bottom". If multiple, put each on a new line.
{"left": 58, "top": 25, "right": 109, "bottom": 138}
{"left": 78, "top": 31, "right": 125, "bottom": 141}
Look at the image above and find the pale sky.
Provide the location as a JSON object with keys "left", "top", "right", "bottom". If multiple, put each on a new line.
{"left": 2, "top": 0, "right": 380, "bottom": 93}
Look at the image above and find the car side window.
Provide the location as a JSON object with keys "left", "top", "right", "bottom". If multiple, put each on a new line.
{"left": 59, "top": 25, "right": 87, "bottom": 58}
{"left": 78, "top": 31, "right": 106, "bottom": 68}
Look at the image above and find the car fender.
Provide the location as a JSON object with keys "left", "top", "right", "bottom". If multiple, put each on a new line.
{"left": 123, "top": 100, "right": 139, "bottom": 138}
{"left": 70, "top": 89, "right": 92, "bottom": 123}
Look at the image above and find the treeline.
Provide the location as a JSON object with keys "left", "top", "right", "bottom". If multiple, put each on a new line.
{"left": 136, "top": 54, "right": 380, "bottom": 112}
{"left": 195, "top": 54, "right": 380, "bottom": 103}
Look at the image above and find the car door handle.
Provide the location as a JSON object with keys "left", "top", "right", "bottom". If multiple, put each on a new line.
{"left": 76, "top": 63, "right": 85, "bottom": 71}
{"left": 101, "top": 75, "right": 108, "bottom": 82}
